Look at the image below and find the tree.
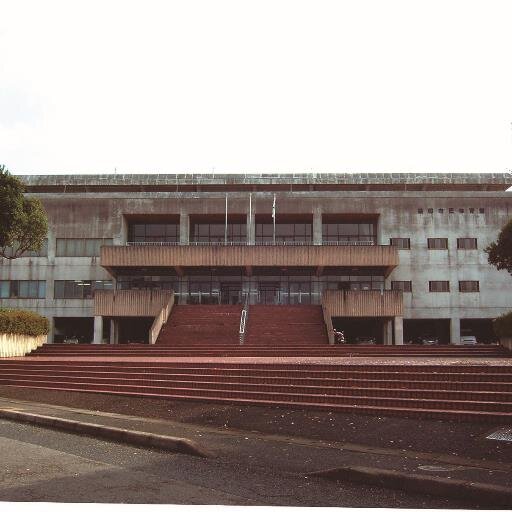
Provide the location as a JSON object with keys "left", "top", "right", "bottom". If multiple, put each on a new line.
{"left": 0, "top": 165, "right": 48, "bottom": 259}
{"left": 485, "top": 218, "right": 512, "bottom": 275}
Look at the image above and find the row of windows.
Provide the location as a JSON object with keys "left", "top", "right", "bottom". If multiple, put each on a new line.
{"left": 390, "top": 238, "right": 478, "bottom": 250}
{"left": 0, "top": 280, "right": 113, "bottom": 299}
{"left": 417, "top": 208, "right": 485, "bottom": 214}
{"left": 1, "top": 239, "right": 113, "bottom": 258}
{"left": 391, "top": 280, "right": 480, "bottom": 292}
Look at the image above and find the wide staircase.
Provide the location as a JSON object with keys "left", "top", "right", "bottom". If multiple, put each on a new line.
{"left": 0, "top": 359, "right": 511, "bottom": 421}
{"left": 156, "top": 305, "right": 242, "bottom": 346}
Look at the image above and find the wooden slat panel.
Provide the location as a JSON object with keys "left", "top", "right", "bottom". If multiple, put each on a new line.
{"left": 101, "top": 245, "right": 398, "bottom": 270}
{"left": 322, "top": 290, "right": 403, "bottom": 318}
{"left": 94, "top": 290, "right": 172, "bottom": 317}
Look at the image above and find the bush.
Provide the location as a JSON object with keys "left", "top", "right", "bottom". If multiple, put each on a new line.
{"left": 0, "top": 308, "right": 49, "bottom": 337}
{"left": 493, "top": 311, "right": 512, "bottom": 338}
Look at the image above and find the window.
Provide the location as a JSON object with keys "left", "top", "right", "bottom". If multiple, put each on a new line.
{"left": 54, "top": 280, "right": 113, "bottom": 299}
{"left": 459, "top": 208, "right": 465, "bottom": 213}
{"left": 391, "top": 281, "right": 412, "bottom": 292}
{"left": 417, "top": 208, "right": 423, "bottom": 214}
{"left": 449, "top": 208, "right": 454, "bottom": 214}
{"left": 429, "top": 281, "right": 450, "bottom": 292}
{"left": 438, "top": 208, "right": 444, "bottom": 213}
{"left": 427, "top": 208, "right": 433, "bottom": 214}
{"left": 0, "top": 280, "right": 46, "bottom": 298}
{"left": 322, "top": 223, "right": 376, "bottom": 245}
{"left": 2, "top": 239, "right": 48, "bottom": 258}
{"left": 459, "top": 281, "right": 479, "bottom": 292}
{"left": 479, "top": 208, "right": 485, "bottom": 214}
{"left": 257, "top": 223, "right": 312, "bottom": 244}
{"left": 469, "top": 208, "right": 475, "bottom": 214}
{"left": 192, "top": 223, "right": 246, "bottom": 243}
{"left": 457, "top": 238, "right": 477, "bottom": 249}
{"left": 129, "top": 223, "right": 179, "bottom": 244}
{"left": 56, "top": 238, "right": 112, "bottom": 256}
{"left": 390, "top": 238, "right": 410, "bottom": 249}
{"left": 427, "top": 238, "right": 448, "bottom": 249}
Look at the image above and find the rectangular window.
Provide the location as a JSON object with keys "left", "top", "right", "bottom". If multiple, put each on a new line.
{"left": 459, "top": 281, "right": 479, "bottom": 292}
{"left": 390, "top": 238, "right": 411, "bottom": 249}
{"left": 457, "top": 238, "right": 477, "bottom": 250}
{"left": 427, "top": 238, "right": 448, "bottom": 250}
{"left": 1, "top": 280, "right": 46, "bottom": 298}
{"left": 391, "top": 281, "right": 412, "bottom": 292}
{"left": 429, "top": 281, "right": 450, "bottom": 292}
{"left": 54, "top": 280, "right": 113, "bottom": 299}
{"left": 56, "top": 238, "right": 113, "bottom": 256}
{"left": 3, "top": 239, "right": 48, "bottom": 258}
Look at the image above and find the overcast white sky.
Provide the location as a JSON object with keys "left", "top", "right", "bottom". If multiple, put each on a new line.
{"left": 1, "top": 0, "right": 512, "bottom": 175}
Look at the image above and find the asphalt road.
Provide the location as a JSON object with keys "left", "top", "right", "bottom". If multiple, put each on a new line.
{"left": 0, "top": 419, "right": 479, "bottom": 507}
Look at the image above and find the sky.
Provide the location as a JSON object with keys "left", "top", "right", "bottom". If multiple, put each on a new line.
{"left": 1, "top": 0, "right": 512, "bottom": 176}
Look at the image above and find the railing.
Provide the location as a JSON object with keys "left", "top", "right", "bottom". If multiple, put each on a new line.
{"left": 149, "top": 292, "right": 175, "bottom": 344}
{"left": 126, "top": 240, "right": 377, "bottom": 247}
{"left": 239, "top": 293, "right": 250, "bottom": 344}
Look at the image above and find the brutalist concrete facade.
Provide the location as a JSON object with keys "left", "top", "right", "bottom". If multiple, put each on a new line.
{"left": 1, "top": 173, "right": 511, "bottom": 344}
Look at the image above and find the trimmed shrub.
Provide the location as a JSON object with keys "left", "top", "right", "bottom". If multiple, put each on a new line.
{"left": 0, "top": 308, "right": 49, "bottom": 337}
{"left": 493, "top": 311, "right": 512, "bottom": 338}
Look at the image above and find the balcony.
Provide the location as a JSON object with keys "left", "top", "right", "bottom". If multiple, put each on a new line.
{"left": 322, "top": 289, "right": 403, "bottom": 318}
{"left": 101, "top": 242, "right": 398, "bottom": 276}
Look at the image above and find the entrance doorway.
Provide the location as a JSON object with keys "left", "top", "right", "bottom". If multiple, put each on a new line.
{"left": 403, "top": 319, "right": 450, "bottom": 345}
{"left": 220, "top": 283, "right": 242, "bottom": 304}
{"left": 117, "top": 317, "right": 154, "bottom": 344}
{"left": 259, "top": 282, "right": 280, "bottom": 304}
{"left": 332, "top": 317, "right": 385, "bottom": 344}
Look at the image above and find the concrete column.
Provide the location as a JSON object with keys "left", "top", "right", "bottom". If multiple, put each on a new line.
{"left": 394, "top": 316, "right": 404, "bottom": 345}
{"left": 313, "top": 207, "right": 322, "bottom": 245}
{"left": 93, "top": 316, "right": 103, "bottom": 344}
{"left": 110, "top": 318, "right": 119, "bottom": 344}
{"left": 450, "top": 317, "right": 461, "bottom": 345}
{"left": 383, "top": 319, "right": 393, "bottom": 345}
{"left": 46, "top": 228, "right": 56, "bottom": 261}
{"left": 180, "top": 212, "right": 189, "bottom": 245}
{"left": 47, "top": 317, "right": 54, "bottom": 343}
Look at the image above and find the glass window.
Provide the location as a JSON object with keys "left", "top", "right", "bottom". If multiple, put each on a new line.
{"left": 427, "top": 238, "right": 448, "bottom": 250}
{"left": 429, "top": 281, "right": 450, "bottom": 292}
{"left": 457, "top": 238, "right": 477, "bottom": 250}
{"left": 391, "top": 281, "right": 412, "bottom": 292}
{"left": 459, "top": 281, "right": 479, "bottom": 292}
{"left": 11, "top": 280, "right": 46, "bottom": 298}
{"left": 56, "top": 238, "right": 112, "bottom": 256}
{"left": 0, "top": 281, "right": 9, "bottom": 298}
{"left": 390, "top": 238, "right": 410, "bottom": 249}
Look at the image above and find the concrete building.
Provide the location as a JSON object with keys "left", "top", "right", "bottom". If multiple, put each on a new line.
{"left": 1, "top": 172, "right": 511, "bottom": 346}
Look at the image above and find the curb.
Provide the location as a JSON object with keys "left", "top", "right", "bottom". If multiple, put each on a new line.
{"left": 0, "top": 408, "right": 210, "bottom": 458}
{"left": 309, "top": 465, "right": 512, "bottom": 508}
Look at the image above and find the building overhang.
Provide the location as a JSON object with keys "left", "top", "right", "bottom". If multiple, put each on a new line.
{"left": 322, "top": 290, "right": 403, "bottom": 318}
{"left": 101, "top": 244, "right": 399, "bottom": 277}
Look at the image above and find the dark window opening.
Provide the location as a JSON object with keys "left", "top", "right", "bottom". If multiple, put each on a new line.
{"left": 427, "top": 238, "right": 448, "bottom": 249}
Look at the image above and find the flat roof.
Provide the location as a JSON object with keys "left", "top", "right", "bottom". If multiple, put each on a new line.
{"left": 18, "top": 172, "right": 512, "bottom": 192}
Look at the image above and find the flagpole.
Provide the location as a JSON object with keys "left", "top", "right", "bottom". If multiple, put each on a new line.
{"left": 272, "top": 194, "right": 276, "bottom": 244}
{"left": 224, "top": 194, "right": 228, "bottom": 245}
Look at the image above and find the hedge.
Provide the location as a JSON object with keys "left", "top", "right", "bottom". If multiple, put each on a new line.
{"left": 493, "top": 311, "right": 512, "bottom": 338}
{"left": 0, "top": 308, "right": 49, "bottom": 337}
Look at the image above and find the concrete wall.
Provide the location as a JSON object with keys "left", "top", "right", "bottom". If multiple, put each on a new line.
{"left": 1, "top": 187, "right": 511, "bottom": 343}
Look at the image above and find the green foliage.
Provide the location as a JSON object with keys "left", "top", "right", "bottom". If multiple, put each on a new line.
{"left": 493, "top": 311, "right": 512, "bottom": 338}
{"left": 0, "top": 165, "right": 48, "bottom": 259}
{"left": 0, "top": 308, "right": 49, "bottom": 337}
{"left": 485, "top": 218, "right": 512, "bottom": 275}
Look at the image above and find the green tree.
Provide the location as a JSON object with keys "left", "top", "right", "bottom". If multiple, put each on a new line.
{"left": 485, "top": 218, "right": 512, "bottom": 275}
{"left": 0, "top": 165, "right": 48, "bottom": 259}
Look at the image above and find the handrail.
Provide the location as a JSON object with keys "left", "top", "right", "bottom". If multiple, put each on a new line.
{"left": 239, "top": 293, "right": 250, "bottom": 344}
{"left": 149, "top": 292, "right": 175, "bottom": 344}
{"left": 125, "top": 240, "right": 377, "bottom": 247}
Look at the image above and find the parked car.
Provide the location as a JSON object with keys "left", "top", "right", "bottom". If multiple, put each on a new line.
{"left": 420, "top": 336, "right": 439, "bottom": 345}
{"left": 460, "top": 335, "right": 477, "bottom": 345}
{"left": 355, "top": 336, "right": 377, "bottom": 345}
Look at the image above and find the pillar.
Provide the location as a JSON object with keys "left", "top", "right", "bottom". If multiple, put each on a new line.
{"left": 313, "top": 207, "right": 322, "bottom": 245}
{"left": 93, "top": 316, "right": 103, "bottom": 344}
{"left": 383, "top": 319, "right": 393, "bottom": 345}
{"left": 450, "top": 317, "right": 461, "bottom": 345}
{"left": 110, "top": 318, "right": 119, "bottom": 344}
{"left": 180, "top": 212, "right": 189, "bottom": 245}
{"left": 394, "top": 316, "right": 404, "bottom": 345}
{"left": 47, "top": 317, "right": 54, "bottom": 343}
